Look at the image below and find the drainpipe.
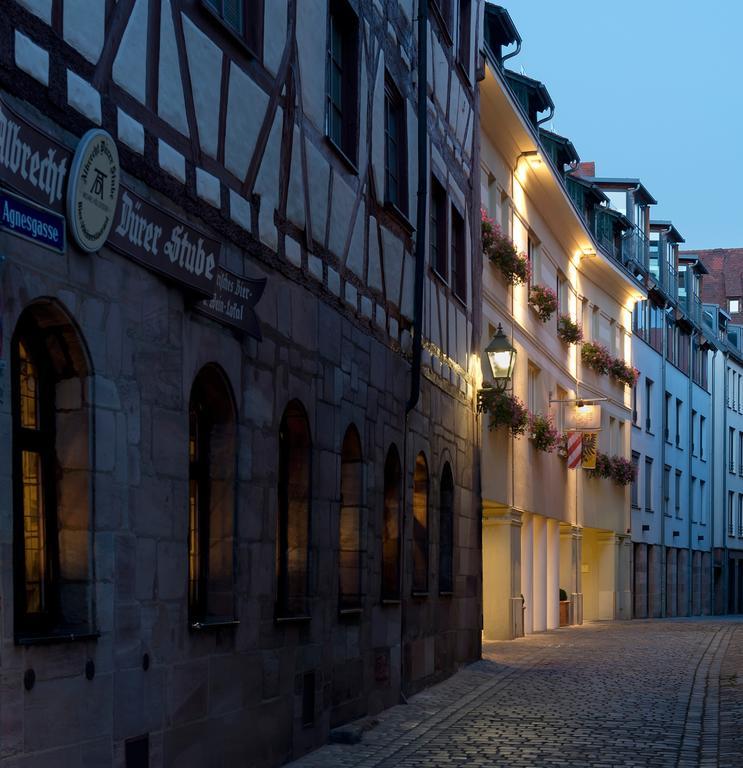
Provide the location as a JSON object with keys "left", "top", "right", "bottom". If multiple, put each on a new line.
{"left": 722, "top": 351, "right": 729, "bottom": 614}
{"left": 687, "top": 332, "right": 694, "bottom": 616}
{"left": 401, "top": 0, "right": 428, "bottom": 703}
{"left": 535, "top": 104, "right": 554, "bottom": 127}
{"left": 660, "top": 311, "right": 668, "bottom": 617}
{"left": 709, "top": 350, "right": 717, "bottom": 614}
{"left": 500, "top": 39, "right": 521, "bottom": 65}
{"left": 406, "top": 0, "right": 428, "bottom": 417}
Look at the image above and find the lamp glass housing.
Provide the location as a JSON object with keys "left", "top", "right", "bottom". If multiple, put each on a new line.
{"left": 485, "top": 324, "right": 516, "bottom": 389}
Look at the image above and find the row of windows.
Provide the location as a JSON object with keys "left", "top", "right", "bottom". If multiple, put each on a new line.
{"left": 487, "top": 183, "right": 630, "bottom": 356}
{"left": 727, "top": 427, "right": 743, "bottom": 477}
{"left": 632, "top": 377, "right": 707, "bottom": 459}
{"left": 728, "top": 492, "right": 743, "bottom": 538}
{"left": 631, "top": 453, "right": 707, "bottom": 525}
{"left": 632, "top": 300, "right": 709, "bottom": 388}
{"left": 727, "top": 366, "right": 743, "bottom": 413}
{"left": 10, "top": 301, "right": 457, "bottom": 637}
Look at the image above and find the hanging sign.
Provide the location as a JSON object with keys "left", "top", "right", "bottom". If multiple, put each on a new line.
{"left": 567, "top": 431, "right": 582, "bottom": 469}
{"left": 0, "top": 187, "right": 65, "bottom": 253}
{"left": 107, "top": 185, "right": 220, "bottom": 296}
{"left": 580, "top": 433, "right": 598, "bottom": 469}
{"left": 197, "top": 266, "right": 266, "bottom": 340}
{"left": 67, "top": 128, "right": 120, "bottom": 252}
{"left": 0, "top": 94, "right": 71, "bottom": 213}
{"left": 564, "top": 402, "right": 601, "bottom": 432}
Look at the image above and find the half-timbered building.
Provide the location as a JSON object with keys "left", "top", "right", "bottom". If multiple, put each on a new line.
{"left": 0, "top": 0, "right": 482, "bottom": 765}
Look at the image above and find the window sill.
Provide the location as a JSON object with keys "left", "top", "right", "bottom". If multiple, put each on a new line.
{"left": 383, "top": 201, "right": 414, "bottom": 235}
{"left": 454, "top": 59, "right": 471, "bottom": 88}
{"left": 189, "top": 619, "right": 239, "bottom": 632}
{"left": 432, "top": 266, "right": 449, "bottom": 286}
{"left": 452, "top": 290, "right": 467, "bottom": 309}
{"left": 411, "top": 591, "right": 429, "bottom": 599}
{"left": 381, "top": 598, "right": 401, "bottom": 606}
{"left": 338, "top": 607, "right": 363, "bottom": 619}
{"left": 324, "top": 135, "right": 359, "bottom": 176}
{"left": 275, "top": 614, "right": 312, "bottom": 624}
{"left": 438, "top": 590, "right": 454, "bottom": 597}
{"left": 16, "top": 629, "right": 100, "bottom": 647}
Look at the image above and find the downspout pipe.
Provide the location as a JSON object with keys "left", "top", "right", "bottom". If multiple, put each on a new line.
{"left": 501, "top": 39, "right": 521, "bottom": 65}
{"left": 406, "top": 0, "right": 428, "bottom": 416}
{"left": 401, "top": 0, "right": 429, "bottom": 703}
{"left": 535, "top": 104, "right": 554, "bottom": 127}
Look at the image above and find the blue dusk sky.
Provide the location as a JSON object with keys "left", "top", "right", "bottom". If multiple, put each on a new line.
{"left": 503, "top": 1, "right": 742, "bottom": 250}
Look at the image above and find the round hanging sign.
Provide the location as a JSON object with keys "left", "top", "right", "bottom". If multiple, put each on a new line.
{"left": 66, "top": 128, "right": 120, "bottom": 253}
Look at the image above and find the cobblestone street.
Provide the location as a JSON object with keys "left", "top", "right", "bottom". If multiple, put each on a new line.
{"left": 289, "top": 619, "right": 743, "bottom": 768}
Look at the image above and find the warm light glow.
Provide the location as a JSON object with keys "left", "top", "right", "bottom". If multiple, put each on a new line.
{"left": 566, "top": 402, "right": 602, "bottom": 431}
{"left": 488, "top": 350, "right": 513, "bottom": 379}
{"left": 581, "top": 247, "right": 596, "bottom": 258}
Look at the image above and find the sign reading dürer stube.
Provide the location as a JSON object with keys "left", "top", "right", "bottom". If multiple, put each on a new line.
{"left": 108, "top": 185, "right": 219, "bottom": 296}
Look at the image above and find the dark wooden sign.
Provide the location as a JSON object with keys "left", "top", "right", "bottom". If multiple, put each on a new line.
{"left": 108, "top": 185, "right": 220, "bottom": 296}
{"left": 197, "top": 266, "right": 266, "bottom": 340}
{"left": 0, "top": 94, "right": 71, "bottom": 213}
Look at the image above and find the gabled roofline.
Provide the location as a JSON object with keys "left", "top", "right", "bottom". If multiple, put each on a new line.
{"left": 578, "top": 176, "right": 658, "bottom": 206}
{"left": 503, "top": 69, "right": 555, "bottom": 116}
{"left": 484, "top": 4, "right": 521, "bottom": 48}
{"left": 651, "top": 220, "right": 685, "bottom": 244}
{"left": 539, "top": 128, "right": 579, "bottom": 166}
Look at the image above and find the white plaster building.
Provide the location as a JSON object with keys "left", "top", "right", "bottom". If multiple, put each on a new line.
{"left": 478, "top": 5, "right": 643, "bottom": 641}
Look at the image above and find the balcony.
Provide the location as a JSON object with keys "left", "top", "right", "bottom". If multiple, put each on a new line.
{"left": 649, "top": 256, "right": 677, "bottom": 301}
{"left": 621, "top": 226, "right": 649, "bottom": 274}
{"left": 593, "top": 209, "right": 619, "bottom": 260}
{"left": 679, "top": 292, "right": 702, "bottom": 327}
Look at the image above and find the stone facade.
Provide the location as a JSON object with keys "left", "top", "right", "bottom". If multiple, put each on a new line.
{"left": 0, "top": 1, "right": 482, "bottom": 765}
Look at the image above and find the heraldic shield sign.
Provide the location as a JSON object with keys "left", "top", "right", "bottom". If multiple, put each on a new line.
{"left": 67, "top": 128, "right": 120, "bottom": 253}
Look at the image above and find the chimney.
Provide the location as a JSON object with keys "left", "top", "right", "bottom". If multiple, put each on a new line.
{"left": 571, "top": 161, "right": 595, "bottom": 178}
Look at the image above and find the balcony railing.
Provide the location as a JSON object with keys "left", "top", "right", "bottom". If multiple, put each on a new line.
{"left": 593, "top": 210, "right": 618, "bottom": 260}
{"left": 679, "top": 293, "right": 702, "bottom": 327}
{"left": 621, "top": 226, "right": 649, "bottom": 273}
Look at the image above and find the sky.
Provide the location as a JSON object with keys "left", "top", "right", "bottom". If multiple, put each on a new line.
{"left": 503, "top": 0, "right": 743, "bottom": 250}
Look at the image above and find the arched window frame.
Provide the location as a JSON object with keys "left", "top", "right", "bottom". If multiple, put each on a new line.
{"left": 438, "top": 462, "right": 454, "bottom": 595}
{"left": 412, "top": 452, "right": 429, "bottom": 596}
{"left": 339, "top": 424, "right": 364, "bottom": 613}
{"left": 188, "top": 364, "right": 238, "bottom": 628}
{"left": 11, "top": 301, "right": 94, "bottom": 642}
{"left": 276, "top": 400, "right": 312, "bottom": 620}
{"left": 381, "top": 444, "right": 402, "bottom": 602}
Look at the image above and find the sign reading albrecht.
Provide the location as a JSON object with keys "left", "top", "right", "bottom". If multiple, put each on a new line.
{"left": 67, "top": 129, "right": 119, "bottom": 252}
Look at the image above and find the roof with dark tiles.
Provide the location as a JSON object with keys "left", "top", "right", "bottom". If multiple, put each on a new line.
{"left": 682, "top": 248, "right": 743, "bottom": 322}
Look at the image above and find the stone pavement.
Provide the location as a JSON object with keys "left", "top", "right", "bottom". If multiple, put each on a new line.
{"left": 288, "top": 618, "right": 743, "bottom": 767}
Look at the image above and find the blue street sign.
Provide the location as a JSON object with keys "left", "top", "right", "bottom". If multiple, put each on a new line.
{"left": 0, "top": 187, "right": 65, "bottom": 253}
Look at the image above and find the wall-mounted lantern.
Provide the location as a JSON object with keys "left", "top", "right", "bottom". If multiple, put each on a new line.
{"left": 484, "top": 324, "right": 516, "bottom": 391}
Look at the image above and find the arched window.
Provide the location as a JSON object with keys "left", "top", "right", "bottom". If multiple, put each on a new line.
{"left": 339, "top": 425, "right": 363, "bottom": 611}
{"left": 277, "top": 400, "right": 311, "bottom": 618}
{"left": 412, "top": 452, "right": 429, "bottom": 594}
{"left": 381, "top": 445, "right": 401, "bottom": 600}
{"left": 12, "top": 301, "right": 92, "bottom": 639}
{"left": 188, "top": 365, "right": 237, "bottom": 626}
{"left": 439, "top": 463, "right": 454, "bottom": 594}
